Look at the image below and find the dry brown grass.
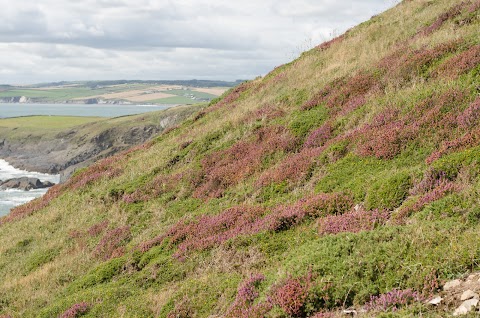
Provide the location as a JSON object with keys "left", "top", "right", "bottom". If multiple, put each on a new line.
{"left": 191, "top": 87, "right": 229, "bottom": 95}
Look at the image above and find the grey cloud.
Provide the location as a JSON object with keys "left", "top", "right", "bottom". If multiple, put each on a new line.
{"left": 0, "top": 0, "right": 394, "bottom": 84}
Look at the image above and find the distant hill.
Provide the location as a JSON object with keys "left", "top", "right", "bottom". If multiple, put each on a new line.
{"left": 1, "top": 0, "right": 480, "bottom": 317}
{"left": 0, "top": 80, "right": 242, "bottom": 105}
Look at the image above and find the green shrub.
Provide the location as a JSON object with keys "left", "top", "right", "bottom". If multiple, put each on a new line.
{"left": 431, "top": 146, "right": 480, "bottom": 179}
{"left": 68, "top": 257, "right": 126, "bottom": 291}
{"left": 289, "top": 106, "right": 329, "bottom": 137}
{"left": 25, "top": 248, "right": 59, "bottom": 273}
{"left": 365, "top": 172, "right": 412, "bottom": 210}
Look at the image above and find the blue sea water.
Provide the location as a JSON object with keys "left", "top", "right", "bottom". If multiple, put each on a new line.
{"left": 0, "top": 103, "right": 172, "bottom": 118}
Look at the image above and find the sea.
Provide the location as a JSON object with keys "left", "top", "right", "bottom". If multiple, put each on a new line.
{"left": 0, "top": 103, "right": 172, "bottom": 118}
{"left": 0, "top": 102, "right": 175, "bottom": 217}
{"left": 0, "top": 160, "right": 60, "bottom": 216}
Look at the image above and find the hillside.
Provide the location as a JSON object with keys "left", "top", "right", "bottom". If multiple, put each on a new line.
{"left": 1, "top": 0, "right": 480, "bottom": 317}
{"left": 0, "top": 105, "right": 201, "bottom": 180}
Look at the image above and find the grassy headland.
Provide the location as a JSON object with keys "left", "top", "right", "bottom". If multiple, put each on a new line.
{"left": 0, "top": 105, "right": 202, "bottom": 179}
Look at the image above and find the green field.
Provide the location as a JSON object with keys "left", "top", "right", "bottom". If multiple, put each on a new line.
{"left": 0, "top": 82, "right": 228, "bottom": 105}
{"left": 0, "top": 116, "right": 103, "bottom": 129}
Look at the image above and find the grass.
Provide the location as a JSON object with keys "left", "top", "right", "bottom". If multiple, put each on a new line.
{"left": 0, "top": 105, "right": 202, "bottom": 141}
{"left": 0, "top": 116, "right": 103, "bottom": 129}
{"left": 149, "top": 96, "right": 201, "bottom": 104}
{"left": 1, "top": 0, "right": 480, "bottom": 317}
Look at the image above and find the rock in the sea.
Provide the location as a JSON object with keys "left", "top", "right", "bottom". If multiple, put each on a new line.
{"left": 453, "top": 299, "right": 479, "bottom": 316}
{"left": 0, "top": 177, "right": 54, "bottom": 191}
{"left": 444, "top": 279, "right": 462, "bottom": 291}
{"left": 461, "top": 290, "right": 479, "bottom": 301}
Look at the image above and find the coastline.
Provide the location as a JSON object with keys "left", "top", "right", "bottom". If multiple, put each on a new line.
{"left": 0, "top": 159, "right": 60, "bottom": 217}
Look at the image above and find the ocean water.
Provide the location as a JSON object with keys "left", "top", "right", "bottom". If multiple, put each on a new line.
{"left": 0, "top": 103, "right": 172, "bottom": 118}
{"left": 0, "top": 159, "right": 60, "bottom": 217}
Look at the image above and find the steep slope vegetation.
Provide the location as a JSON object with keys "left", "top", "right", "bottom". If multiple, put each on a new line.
{"left": 1, "top": 0, "right": 480, "bottom": 316}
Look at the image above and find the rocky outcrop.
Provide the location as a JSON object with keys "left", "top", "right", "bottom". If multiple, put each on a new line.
{"left": 0, "top": 177, "right": 54, "bottom": 191}
{"left": 0, "top": 105, "right": 200, "bottom": 182}
{"left": 426, "top": 273, "right": 480, "bottom": 316}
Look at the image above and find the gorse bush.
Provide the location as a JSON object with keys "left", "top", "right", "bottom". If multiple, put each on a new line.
{"left": 365, "top": 172, "right": 412, "bottom": 210}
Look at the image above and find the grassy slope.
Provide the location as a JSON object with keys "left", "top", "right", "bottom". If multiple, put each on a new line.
{"left": 1, "top": 0, "right": 480, "bottom": 317}
{"left": 0, "top": 105, "right": 198, "bottom": 142}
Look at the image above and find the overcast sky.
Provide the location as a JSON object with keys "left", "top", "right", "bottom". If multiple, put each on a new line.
{"left": 0, "top": 0, "right": 396, "bottom": 84}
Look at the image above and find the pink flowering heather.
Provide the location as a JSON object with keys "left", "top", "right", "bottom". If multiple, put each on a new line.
{"left": 410, "top": 169, "right": 448, "bottom": 195}
{"left": 205, "top": 81, "right": 253, "bottom": 113}
{"left": 59, "top": 302, "right": 90, "bottom": 318}
{"left": 93, "top": 226, "right": 131, "bottom": 260}
{"left": 420, "top": 1, "right": 466, "bottom": 35}
{"left": 310, "top": 312, "right": 336, "bottom": 318}
{"left": 316, "top": 33, "right": 346, "bottom": 51}
{"left": 378, "top": 40, "right": 461, "bottom": 85}
{"left": 138, "top": 193, "right": 351, "bottom": 257}
{"left": 264, "top": 193, "right": 353, "bottom": 232}
{"left": 396, "top": 181, "right": 459, "bottom": 221}
{"left": 426, "top": 128, "right": 480, "bottom": 164}
{"left": 256, "top": 147, "right": 323, "bottom": 187}
{"left": 356, "top": 119, "right": 418, "bottom": 159}
{"left": 87, "top": 220, "right": 109, "bottom": 237}
{"left": 122, "top": 173, "right": 181, "bottom": 203}
{"left": 2, "top": 183, "right": 64, "bottom": 224}
{"left": 304, "top": 122, "right": 333, "bottom": 148}
{"left": 469, "top": 0, "right": 480, "bottom": 12}
{"left": 157, "top": 205, "right": 267, "bottom": 258}
{"left": 270, "top": 271, "right": 316, "bottom": 317}
{"left": 245, "top": 104, "right": 285, "bottom": 123}
{"left": 458, "top": 97, "right": 480, "bottom": 129}
{"left": 193, "top": 126, "right": 298, "bottom": 199}
{"left": 364, "top": 289, "right": 422, "bottom": 312}
{"left": 318, "top": 208, "right": 390, "bottom": 235}
{"left": 437, "top": 45, "right": 480, "bottom": 79}
{"left": 226, "top": 274, "right": 272, "bottom": 318}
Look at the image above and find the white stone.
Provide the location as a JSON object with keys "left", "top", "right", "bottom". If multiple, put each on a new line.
{"left": 461, "top": 290, "right": 479, "bottom": 301}
{"left": 453, "top": 299, "right": 479, "bottom": 316}
{"left": 342, "top": 309, "right": 357, "bottom": 316}
{"left": 444, "top": 279, "right": 462, "bottom": 291}
{"left": 427, "top": 296, "right": 442, "bottom": 305}
{"left": 467, "top": 274, "right": 478, "bottom": 281}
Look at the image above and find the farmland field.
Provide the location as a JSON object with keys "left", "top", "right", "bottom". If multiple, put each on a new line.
{"left": 0, "top": 81, "right": 232, "bottom": 105}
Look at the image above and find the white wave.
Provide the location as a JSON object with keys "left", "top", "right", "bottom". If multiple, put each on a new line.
{"left": 0, "top": 159, "right": 60, "bottom": 183}
{"left": 0, "top": 158, "right": 59, "bottom": 216}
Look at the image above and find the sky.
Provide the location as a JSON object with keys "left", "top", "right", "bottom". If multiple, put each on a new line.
{"left": 0, "top": 0, "right": 397, "bottom": 84}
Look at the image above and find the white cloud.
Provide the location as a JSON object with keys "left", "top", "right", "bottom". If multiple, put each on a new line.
{"left": 0, "top": 0, "right": 394, "bottom": 84}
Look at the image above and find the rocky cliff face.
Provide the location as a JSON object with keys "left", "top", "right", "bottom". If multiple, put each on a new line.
{"left": 0, "top": 106, "right": 199, "bottom": 181}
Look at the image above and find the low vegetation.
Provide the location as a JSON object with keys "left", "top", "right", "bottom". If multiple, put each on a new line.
{"left": 1, "top": 0, "right": 480, "bottom": 317}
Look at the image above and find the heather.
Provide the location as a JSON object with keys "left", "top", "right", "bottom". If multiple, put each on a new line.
{"left": 1, "top": 0, "right": 480, "bottom": 317}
